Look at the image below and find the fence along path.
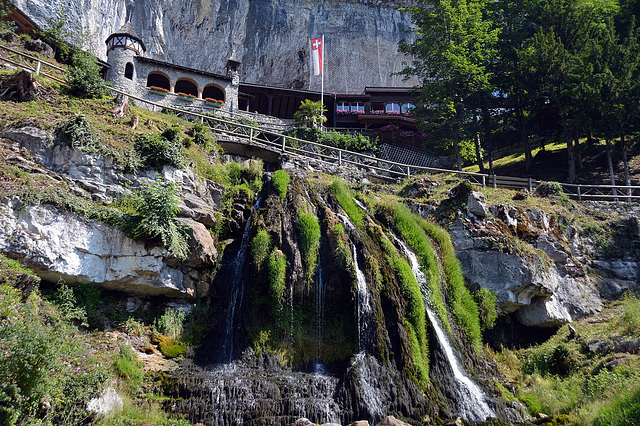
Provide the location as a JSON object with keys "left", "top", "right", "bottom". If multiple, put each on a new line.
{"left": 2, "top": 44, "right": 640, "bottom": 201}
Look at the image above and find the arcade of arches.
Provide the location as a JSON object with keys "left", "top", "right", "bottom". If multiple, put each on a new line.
{"left": 145, "top": 72, "right": 225, "bottom": 101}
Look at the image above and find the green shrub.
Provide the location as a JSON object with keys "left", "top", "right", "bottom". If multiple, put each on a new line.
{"left": 519, "top": 393, "right": 543, "bottom": 416}
{"left": 182, "top": 298, "right": 211, "bottom": 345}
{"left": 156, "top": 308, "right": 186, "bottom": 340}
{"left": 272, "top": 169, "right": 290, "bottom": 202}
{"left": 135, "top": 126, "right": 185, "bottom": 170}
{"left": 114, "top": 344, "right": 144, "bottom": 392}
{"left": 189, "top": 121, "right": 217, "bottom": 151}
{"left": 74, "top": 282, "right": 102, "bottom": 326}
{"left": 0, "top": 284, "right": 108, "bottom": 425}
{"left": 52, "top": 281, "right": 88, "bottom": 326}
{"left": 268, "top": 249, "right": 287, "bottom": 310}
{"left": 251, "top": 230, "right": 272, "bottom": 270}
{"left": 286, "top": 128, "right": 380, "bottom": 153}
{"left": 54, "top": 114, "right": 100, "bottom": 148}
{"left": 475, "top": 287, "right": 498, "bottom": 330}
{"left": 330, "top": 180, "right": 364, "bottom": 227}
{"left": 297, "top": 208, "right": 321, "bottom": 286}
{"left": 120, "top": 179, "right": 190, "bottom": 259}
{"left": 65, "top": 52, "right": 107, "bottom": 98}
{"left": 524, "top": 344, "right": 575, "bottom": 376}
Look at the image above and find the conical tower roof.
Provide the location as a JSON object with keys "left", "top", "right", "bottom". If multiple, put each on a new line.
{"left": 106, "top": 22, "right": 146, "bottom": 53}
{"left": 116, "top": 22, "right": 140, "bottom": 40}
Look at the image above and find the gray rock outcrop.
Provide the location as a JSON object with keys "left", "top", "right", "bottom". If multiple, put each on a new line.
{"left": 0, "top": 200, "right": 194, "bottom": 297}
{"left": 87, "top": 387, "right": 124, "bottom": 418}
{"left": 450, "top": 207, "right": 602, "bottom": 327}
{"left": 12, "top": 0, "right": 419, "bottom": 93}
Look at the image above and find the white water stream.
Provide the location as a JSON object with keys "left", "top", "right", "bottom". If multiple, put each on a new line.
{"left": 394, "top": 236, "right": 495, "bottom": 423}
{"left": 223, "top": 197, "right": 261, "bottom": 363}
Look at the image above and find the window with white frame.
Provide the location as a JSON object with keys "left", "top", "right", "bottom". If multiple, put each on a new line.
{"left": 337, "top": 102, "right": 349, "bottom": 113}
{"left": 401, "top": 103, "right": 415, "bottom": 113}
{"left": 386, "top": 103, "right": 400, "bottom": 112}
{"left": 351, "top": 102, "right": 365, "bottom": 112}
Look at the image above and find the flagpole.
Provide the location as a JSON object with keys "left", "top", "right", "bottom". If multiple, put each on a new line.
{"left": 321, "top": 35, "right": 325, "bottom": 130}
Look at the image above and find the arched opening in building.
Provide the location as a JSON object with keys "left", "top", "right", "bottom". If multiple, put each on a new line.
{"left": 124, "top": 62, "right": 134, "bottom": 80}
{"left": 175, "top": 79, "right": 199, "bottom": 97}
{"left": 202, "top": 84, "right": 225, "bottom": 102}
{"left": 146, "top": 72, "right": 170, "bottom": 91}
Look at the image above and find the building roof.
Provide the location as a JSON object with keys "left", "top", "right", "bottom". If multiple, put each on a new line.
{"left": 136, "top": 56, "right": 231, "bottom": 81}
{"left": 239, "top": 81, "right": 323, "bottom": 97}
{"left": 5, "top": 2, "right": 39, "bottom": 34}
{"left": 106, "top": 22, "right": 146, "bottom": 52}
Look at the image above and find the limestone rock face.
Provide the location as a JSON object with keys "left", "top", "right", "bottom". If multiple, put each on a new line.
{"left": 12, "top": 0, "right": 419, "bottom": 93}
{"left": 450, "top": 216, "right": 602, "bottom": 328}
{"left": 0, "top": 200, "right": 195, "bottom": 297}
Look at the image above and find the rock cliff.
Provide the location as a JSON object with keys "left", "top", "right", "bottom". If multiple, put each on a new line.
{"left": 11, "top": 0, "right": 419, "bottom": 93}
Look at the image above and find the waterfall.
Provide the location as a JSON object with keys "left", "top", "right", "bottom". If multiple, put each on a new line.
{"left": 222, "top": 197, "right": 261, "bottom": 363}
{"left": 354, "top": 198, "right": 370, "bottom": 214}
{"left": 352, "top": 242, "right": 371, "bottom": 352}
{"left": 394, "top": 236, "right": 495, "bottom": 423}
{"left": 315, "top": 255, "right": 326, "bottom": 362}
{"left": 337, "top": 212, "right": 372, "bottom": 352}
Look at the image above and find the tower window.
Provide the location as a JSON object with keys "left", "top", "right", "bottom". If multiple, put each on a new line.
{"left": 124, "top": 62, "right": 134, "bottom": 80}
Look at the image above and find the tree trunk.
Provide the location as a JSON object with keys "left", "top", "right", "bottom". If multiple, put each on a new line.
{"left": 475, "top": 132, "right": 485, "bottom": 172}
{"left": 481, "top": 104, "right": 493, "bottom": 173}
{"left": 566, "top": 126, "right": 576, "bottom": 183}
{"left": 621, "top": 133, "right": 632, "bottom": 198}
{"left": 606, "top": 139, "right": 619, "bottom": 201}
{"left": 574, "top": 127, "right": 582, "bottom": 171}
{"left": 453, "top": 131, "right": 462, "bottom": 171}
{"left": 517, "top": 107, "right": 532, "bottom": 173}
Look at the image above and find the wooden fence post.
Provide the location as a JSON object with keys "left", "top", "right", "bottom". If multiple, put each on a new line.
{"left": 577, "top": 185, "right": 581, "bottom": 202}
{"left": 339, "top": 150, "right": 342, "bottom": 166}
{"left": 35, "top": 60, "right": 41, "bottom": 75}
{"left": 482, "top": 175, "right": 486, "bottom": 187}
{"left": 529, "top": 178, "right": 533, "bottom": 191}
{"left": 407, "top": 166, "right": 411, "bottom": 179}
{"left": 493, "top": 175, "right": 497, "bottom": 189}
{"left": 249, "top": 128, "right": 254, "bottom": 143}
{"left": 281, "top": 136, "right": 286, "bottom": 152}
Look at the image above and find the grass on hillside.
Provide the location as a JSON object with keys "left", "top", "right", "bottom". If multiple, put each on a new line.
{"left": 494, "top": 296, "right": 640, "bottom": 425}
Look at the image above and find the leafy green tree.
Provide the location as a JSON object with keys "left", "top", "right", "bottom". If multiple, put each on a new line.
{"left": 65, "top": 52, "right": 107, "bottom": 98}
{"left": 293, "top": 99, "right": 327, "bottom": 128}
{"left": 399, "top": 0, "right": 500, "bottom": 170}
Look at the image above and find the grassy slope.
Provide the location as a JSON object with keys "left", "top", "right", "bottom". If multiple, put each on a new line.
{"left": 465, "top": 138, "right": 640, "bottom": 186}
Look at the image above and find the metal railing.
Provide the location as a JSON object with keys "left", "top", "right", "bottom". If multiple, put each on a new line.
{"left": 2, "top": 43, "right": 638, "bottom": 201}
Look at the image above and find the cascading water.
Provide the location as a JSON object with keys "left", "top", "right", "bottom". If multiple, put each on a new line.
{"left": 351, "top": 242, "right": 371, "bottom": 352}
{"left": 315, "top": 255, "right": 326, "bottom": 362}
{"left": 337, "top": 212, "right": 372, "bottom": 351}
{"left": 394, "top": 236, "right": 495, "bottom": 423}
{"left": 222, "top": 197, "right": 261, "bottom": 363}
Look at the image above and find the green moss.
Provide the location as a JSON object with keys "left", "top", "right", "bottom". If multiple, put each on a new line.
{"left": 421, "top": 219, "right": 483, "bottom": 352}
{"left": 114, "top": 345, "right": 144, "bottom": 391}
{"left": 297, "top": 208, "right": 321, "bottom": 286}
{"left": 251, "top": 230, "right": 272, "bottom": 270}
{"left": 475, "top": 287, "right": 498, "bottom": 331}
{"left": 381, "top": 237, "right": 429, "bottom": 384}
{"left": 330, "top": 179, "right": 364, "bottom": 227}
{"left": 272, "top": 169, "right": 290, "bottom": 202}
{"left": 268, "top": 249, "right": 287, "bottom": 308}
{"left": 380, "top": 200, "right": 449, "bottom": 331}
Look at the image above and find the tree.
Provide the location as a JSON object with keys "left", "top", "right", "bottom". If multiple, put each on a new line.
{"left": 293, "top": 99, "right": 327, "bottom": 128}
{"left": 65, "top": 52, "right": 107, "bottom": 99}
{"left": 400, "top": 0, "right": 500, "bottom": 170}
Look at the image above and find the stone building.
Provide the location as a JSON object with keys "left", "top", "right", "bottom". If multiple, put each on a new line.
{"left": 105, "top": 23, "right": 239, "bottom": 114}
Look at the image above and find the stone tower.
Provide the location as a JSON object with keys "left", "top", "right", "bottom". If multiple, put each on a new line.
{"left": 105, "top": 23, "right": 146, "bottom": 93}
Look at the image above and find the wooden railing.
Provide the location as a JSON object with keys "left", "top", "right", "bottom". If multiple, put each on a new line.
{"left": 1, "top": 44, "right": 638, "bottom": 202}
{"left": 0, "top": 44, "right": 66, "bottom": 85}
